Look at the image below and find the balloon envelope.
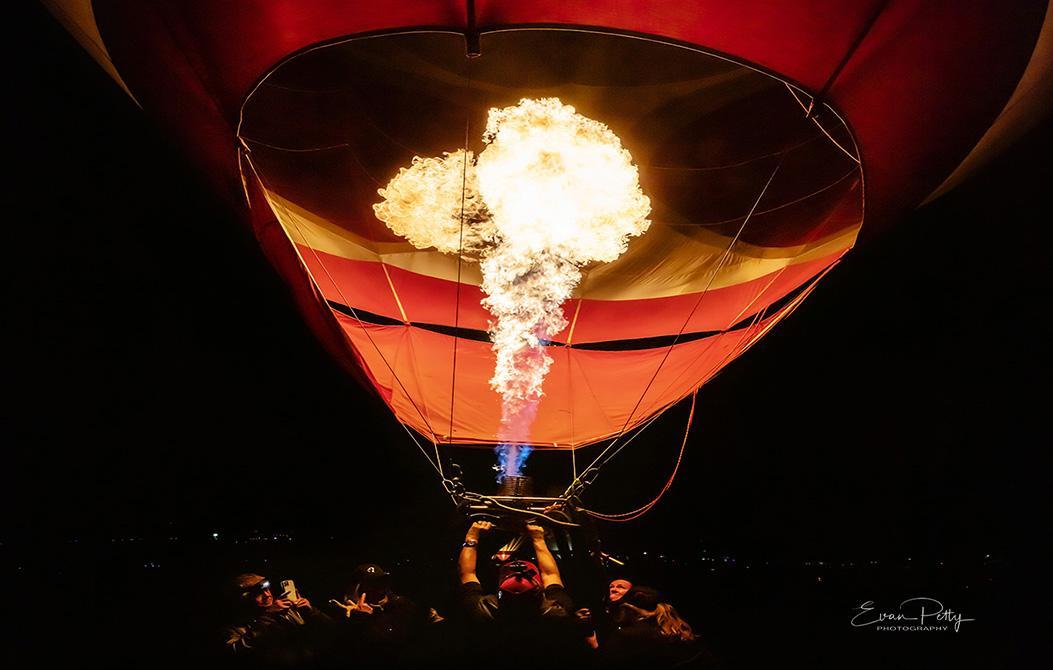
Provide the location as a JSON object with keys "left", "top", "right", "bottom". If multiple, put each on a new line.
{"left": 239, "top": 30, "right": 862, "bottom": 446}
{"left": 48, "top": 0, "right": 1049, "bottom": 447}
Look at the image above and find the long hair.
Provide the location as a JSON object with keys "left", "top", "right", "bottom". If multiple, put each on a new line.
{"left": 620, "top": 602, "right": 697, "bottom": 642}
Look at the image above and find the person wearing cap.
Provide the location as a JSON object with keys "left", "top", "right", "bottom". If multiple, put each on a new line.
{"left": 329, "top": 563, "right": 442, "bottom": 665}
{"left": 222, "top": 573, "right": 333, "bottom": 666}
{"left": 456, "top": 521, "right": 585, "bottom": 666}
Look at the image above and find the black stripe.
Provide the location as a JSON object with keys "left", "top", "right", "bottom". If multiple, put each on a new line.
{"left": 324, "top": 277, "right": 813, "bottom": 352}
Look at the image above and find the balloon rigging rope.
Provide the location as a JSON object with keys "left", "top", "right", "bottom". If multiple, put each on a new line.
{"left": 586, "top": 285, "right": 770, "bottom": 486}
{"left": 396, "top": 422, "right": 445, "bottom": 478}
{"left": 560, "top": 408, "right": 665, "bottom": 499}
{"left": 575, "top": 264, "right": 834, "bottom": 520}
{"left": 447, "top": 114, "right": 471, "bottom": 454}
{"left": 642, "top": 134, "right": 819, "bottom": 172}
{"left": 615, "top": 159, "right": 781, "bottom": 438}
{"left": 571, "top": 434, "right": 578, "bottom": 483}
{"left": 240, "top": 150, "right": 444, "bottom": 475}
{"left": 583, "top": 203, "right": 850, "bottom": 517}
{"left": 444, "top": 54, "right": 479, "bottom": 478}
{"left": 649, "top": 175, "right": 855, "bottom": 410}
{"left": 582, "top": 405, "right": 669, "bottom": 483}
{"left": 678, "top": 258, "right": 842, "bottom": 397}
{"left": 694, "top": 168, "right": 857, "bottom": 227}
{"left": 569, "top": 159, "right": 782, "bottom": 493}
{"left": 783, "top": 83, "right": 860, "bottom": 165}
{"left": 593, "top": 253, "right": 846, "bottom": 515}
{"left": 667, "top": 84, "right": 864, "bottom": 392}
{"left": 239, "top": 137, "right": 350, "bottom": 154}
{"left": 664, "top": 82, "right": 865, "bottom": 398}
{"left": 580, "top": 389, "right": 697, "bottom": 521}
{"left": 810, "top": 114, "right": 860, "bottom": 165}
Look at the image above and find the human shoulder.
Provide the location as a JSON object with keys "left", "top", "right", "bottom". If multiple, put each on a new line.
{"left": 459, "top": 580, "right": 484, "bottom": 595}
{"left": 541, "top": 583, "right": 573, "bottom": 616}
{"left": 459, "top": 581, "right": 498, "bottom": 620}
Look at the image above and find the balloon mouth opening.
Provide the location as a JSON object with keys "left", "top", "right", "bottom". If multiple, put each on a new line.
{"left": 238, "top": 27, "right": 864, "bottom": 448}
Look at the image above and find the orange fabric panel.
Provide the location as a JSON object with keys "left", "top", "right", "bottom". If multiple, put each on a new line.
{"left": 336, "top": 307, "right": 794, "bottom": 448}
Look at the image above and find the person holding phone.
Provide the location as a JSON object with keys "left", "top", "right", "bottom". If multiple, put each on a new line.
{"left": 223, "top": 573, "right": 333, "bottom": 666}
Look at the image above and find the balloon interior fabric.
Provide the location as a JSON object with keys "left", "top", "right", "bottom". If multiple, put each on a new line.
{"left": 238, "top": 30, "right": 862, "bottom": 448}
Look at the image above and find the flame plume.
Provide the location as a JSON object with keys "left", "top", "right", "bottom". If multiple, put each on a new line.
{"left": 374, "top": 98, "right": 651, "bottom": 480}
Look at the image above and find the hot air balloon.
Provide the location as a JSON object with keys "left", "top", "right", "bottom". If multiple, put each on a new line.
{"left": 42, "top": 1, "right": 1052, "bottom": 520}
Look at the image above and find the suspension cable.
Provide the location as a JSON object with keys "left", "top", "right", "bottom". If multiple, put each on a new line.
{"left": 240, "top": 149, "right": 445, "bottom": 473}
{"left": 580, "top": 389, "right": 697, "bottom": 522}
{"left": 565, "top": 160, "right": 781, "bottom": 497}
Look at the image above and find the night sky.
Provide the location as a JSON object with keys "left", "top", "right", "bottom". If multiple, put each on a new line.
{"left": 6, "top": 4, "right": 1049, "bottom": 568}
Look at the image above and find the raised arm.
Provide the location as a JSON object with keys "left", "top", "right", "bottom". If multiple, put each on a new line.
{"left": 458, "top": 520, "right": 492, "bottom": 584}
{"left": 527, "top": 523, "right": 563, "bottom": 588}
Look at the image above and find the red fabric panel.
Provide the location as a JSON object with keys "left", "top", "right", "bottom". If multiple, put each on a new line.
{"left": 475, "top": 0, "right": 883, "bottom": 91}
{"left": 95, "top": 0, "right": 1043, "bottom": 235}
{"left": 304, "top": 247, "right": 842, "bottom": 342}
{"left": 242, "top": 182, "right": 375, "bottom": 390}
{"left": 384, "top": 262, "right": 492, "bottom": 332}
{"left": 97, "top": 1, "right": 467, "bottom": 123}
{"left": 296, "top": 248, "right": 403, "bottom": 322}
{"left": 92, "top": 1, "right": 247, "bottom": 203}
{"left": 826, "top": 0, "right": 1046, "bottom": 233}
{"left": 575, "top": 252, "right": 844, "bottom": 342}
{"left": 96, "top": 0, "right": 877, "bottom": 122}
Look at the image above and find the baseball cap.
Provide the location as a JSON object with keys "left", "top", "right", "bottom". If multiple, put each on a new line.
{"left": 498, "top": 560, "right": 542, "bottom": 594}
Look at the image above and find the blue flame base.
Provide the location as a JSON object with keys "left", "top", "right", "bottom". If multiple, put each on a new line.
{"left": 495, "top": 443, "right": 533, "bottom": 482}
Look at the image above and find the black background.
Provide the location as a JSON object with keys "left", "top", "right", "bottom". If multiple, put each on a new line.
{"left": 4, "top": 5, "right": 1047, "bottom": 667}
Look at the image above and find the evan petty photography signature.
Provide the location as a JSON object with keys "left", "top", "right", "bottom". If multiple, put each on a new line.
{"left": 851, "top": 597, "right": 975, "bottom": 632}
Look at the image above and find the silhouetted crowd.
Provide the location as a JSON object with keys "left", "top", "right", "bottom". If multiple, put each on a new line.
{"left": 222, "top": 521, "right": 719, "bottom": 669}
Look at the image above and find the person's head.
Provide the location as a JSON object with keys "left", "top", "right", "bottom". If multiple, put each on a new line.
{"left": 614, "top": 585, "right": 659, "bottom": 623}
{"left": 497, "top": 559, "right": 542, "bottom": 604}
{"left": 235, "top": 573, "right": 273, "bottom": 609}
{"left": 350, "top": 563, "right": 391, "bottom": 602}
{"left": 608, "top": 578, "right": 633, "bottom": 603}
{"left": 619, "top": 586, "right": 696, "bottom": 642}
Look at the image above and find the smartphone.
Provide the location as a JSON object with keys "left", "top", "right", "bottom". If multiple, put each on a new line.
{"left": 280, "top": 579, "right": 299, "bottom": 602}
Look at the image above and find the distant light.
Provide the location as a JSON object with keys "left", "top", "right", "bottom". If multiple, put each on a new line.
{"left": 212, "top": 532, "right": 219, "bottom": 539}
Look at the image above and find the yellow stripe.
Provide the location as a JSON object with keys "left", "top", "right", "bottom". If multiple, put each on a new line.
{"left": 380, "top": 263, "right": 409, "bottom": 323}
{"left": 262, "top": 189, "right": 859, "bottom": 301}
